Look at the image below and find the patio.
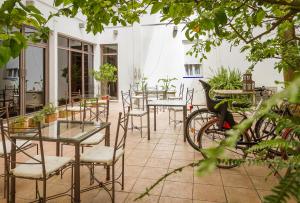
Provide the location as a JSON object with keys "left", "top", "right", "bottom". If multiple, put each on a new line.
{"left": 0, "top": 101, "right": 280, "bottom": 203}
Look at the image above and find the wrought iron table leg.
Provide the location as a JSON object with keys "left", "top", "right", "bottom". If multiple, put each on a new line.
{"left": 147, "top": 105, "right": 150, "bottom": 140}
{"left": 105, "top": 125, "right": 110, "bottom": 180}
{"left": 74, "top": 143, "right": 81, "bottom": 203}
{"left": 183, "top": 106, "right": 187, "bottom": 142}
{"left": 154, "top": 106, "right": 156, "bottom": 131}
{"left": 10, "top": 138, "right": 16, "bottom": 203}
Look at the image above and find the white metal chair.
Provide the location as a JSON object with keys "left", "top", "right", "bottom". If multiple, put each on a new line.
{"left": 79, "top": 110, "right": 129, "bottom": 203}
{"left": 121, "top": 90, "right": 147, "bottom": 137}
{"left": 61, "top": 98, "right": 109, "bottom": 155}
{"left": 0, "top": 107, "right": 38, "bottom": 198}
{"left": 168, "top": 83, "right": 184, "bottom": 100}
{"left": 0, "top": 119, "right": 73, "bottom": 202}
{"left": 169, "top": 88, "right": 194, "bottom": 127}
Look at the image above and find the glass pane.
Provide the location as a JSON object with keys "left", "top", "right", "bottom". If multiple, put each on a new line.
{"left": 0, "top": 56, "right": 20, "bottom": 117}
{"left": 101, "top": 51, "right": 118, "bottom": 98}
{"left": 25, "top": 46, "right": 45, "bottom": 114}
{"left": 89, "top": 45, "right": 93, "bottom": 53}
{"left": 83, "top": 44, "right": 88, "bottom": 52}
{"left": 58, "top": 36, "right": 68, "bottom": 48}
{"left": 70, "top": 39, "right": 82, "bottom": 50}
{"left": 84, "top": 54, "right": 94, "bottom": 96}
{"left": 102, "top": 44, "right": 117, "bottom": 54}
{"left": 71, "top": 52, "right": 82, "bottom": 95}
{"left": 57, "top": 49, "right": 69, "bottom": 106}
{"left": 24, "top": 27, "right": 37, "bottom": 36}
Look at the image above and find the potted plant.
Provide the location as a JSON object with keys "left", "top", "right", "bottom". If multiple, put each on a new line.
{"left": 138, "top": 76, "right": 148, "bottom": 91}
{"left": 158, "top": 76, "right": 177, "bottom": 99}
{"left": 42, "top": 103, "right": 57, "bottom": 123}
{"left": 208, "top": 66, "right": 242, "bottom": 90}
{"left": 28, "top": 111, "right": 45, "bottom": 127}
{"left": 92, "top": 63, "right": 117, "bottom": 99}
{"left": 10, "top": 116, "right": 27, "bottom": 133}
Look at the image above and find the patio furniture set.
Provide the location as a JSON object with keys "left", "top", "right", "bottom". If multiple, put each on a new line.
{"left": 0, "top": 95, "right": 129, "bottom": 203}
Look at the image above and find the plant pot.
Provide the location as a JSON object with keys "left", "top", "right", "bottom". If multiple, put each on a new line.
{"left": 28, "top": 118, "right": 44, "bottom": 128}
{"left": 45, "top": 113, "right": 57, "bottom": 123}
{"left": 58, "top": 110, "right": 71, "bottom": 118}
{"left": 101, "top": 95, "right": 110, "bottom": 100}
{"left": 10, "top": 122, "right": 28, "bottom": 133}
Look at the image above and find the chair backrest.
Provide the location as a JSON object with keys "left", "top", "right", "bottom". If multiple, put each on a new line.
{"left": 0, "top": 106, "right": 9, "bottom": 121}
{"left": 179, "top": 83, "right": 184, "bottom": 99}
{"left": 83, "top": 97, "right": 109, "bottom": 122}
{"left": 113, "top": 110, "right": 130, "bottom": 163}
{"left": 71, "top": 90, "right": 82, "bottom": 105}
{"left": 0, "top": 119, "right": 47, "bottom": 179}
{"left": 121, "top": 90, "right": 132, "bottom": 115}
{"left": 185, "top": 88, "right": 194, "bottom": 105}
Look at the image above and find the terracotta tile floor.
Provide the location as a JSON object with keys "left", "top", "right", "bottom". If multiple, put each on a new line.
{"left": 0, "top": 102, "right": 284, "bottom": 203}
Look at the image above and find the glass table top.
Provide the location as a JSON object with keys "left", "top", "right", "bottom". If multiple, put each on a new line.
{"left": 10, "top": 120, "right": 109, "bottom": 143}
{"left": 147, "top": 100, "right": 186, "bottom": 107}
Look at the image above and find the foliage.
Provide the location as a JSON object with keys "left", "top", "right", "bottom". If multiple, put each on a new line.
{"left": 138, "top": 76, "right": 148, "bottom": 91}
{"left": 13, "top": 115, "right": 26, "bottom": 124}
{"left": 32, "top": 111, "right": 45, "bottom": 123}
{"left": 92, "top": 63, "right": 117, "bottom": 83}
{"left": 146, "top": 0, "right": 300, "bottom": 77}
{"left": 42, "top": 103, "right": 56, "bottom": 115}
{"left": 208, "top": 66, "right": 242, "bottom": 90}
{"left": 158, "top": 76, "right": 177, "bottom": 91}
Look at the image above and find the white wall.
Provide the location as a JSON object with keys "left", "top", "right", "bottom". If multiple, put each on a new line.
{"left": 99, "top": 13, "right": 283, "bottom": 104}
{"left": 33, "top": 0, "right": 100, "bottom": 105}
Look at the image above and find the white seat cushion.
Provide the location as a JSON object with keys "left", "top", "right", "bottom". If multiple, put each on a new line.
{"left": 168, "top": 96, "right": 181, "bottom": 100}
{"left": 80, "top": 146, "right": 124, "bottom": 165}
{"left": 169, "top": 107, "right": 184, "bottom": 112}
{"left": 0, "top": 140, "right": 33, "bottom": 155}
{"left": 81, "top": 132, "right": 105, "bottom": 145}
{"left": 11, "top": 155, "right": 71, "bottom": 179}
{"left": 129, "top": 109, "right": 147, "bottom": 116}
{"left": 67, "top": 106, "right": 85, "bottom": 112}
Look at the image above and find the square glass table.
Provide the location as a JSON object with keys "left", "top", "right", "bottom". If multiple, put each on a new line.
{"left": 147, "top": 100, "right": 187, "bottom": 141}
{"left": 9, "top": 120, "right": 110, "bottom": 203}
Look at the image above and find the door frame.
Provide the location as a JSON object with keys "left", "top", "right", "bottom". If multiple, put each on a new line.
{"left": 100, "top": 44, "right": 118, "bottom": 99}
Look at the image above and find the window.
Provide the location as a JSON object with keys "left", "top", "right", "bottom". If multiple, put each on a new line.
{"left": 183, "top": 40, "right": 203, "bottom": 77}
{"left": 101, "top": 44, "right": 118, "bottom": 99}
{"left": 0, "top": 26, "right": 48, "bottom": 117}
{"left": 57, "top": 35, "right": 94, "bottom": 105}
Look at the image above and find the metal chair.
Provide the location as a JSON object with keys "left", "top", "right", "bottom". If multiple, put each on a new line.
{"left": 169, "top": 88, "right": 194, "bottom": 127}
{"left": 168, "top": 83, "right": 184, "bottom": 100}
{"left": 121, "top": 90, "right": 148, "bottom": 137}
{"left": 0, "top": 107, "right": 38, "bottom": 198}
{"left": 65, "top": 93, "right": 92, "bottom": 121}
{"left": 0, "top": 119, "right": 73, "bottom": 202}
{"left": 79, "top": 110, "right": 129, "bottom": 203}
{"left": 61, "top": 98, "right": 109, "bottom": 154}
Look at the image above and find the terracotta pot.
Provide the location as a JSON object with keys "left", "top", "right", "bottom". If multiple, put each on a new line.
{"left": 58, "top": 110, "right": 71, "bottom": 118}
{"left": 45, "top": 113, "right": 57, "bottom": 123}
{"left": 101, "top": 95, "right": 110, "bottom": 100}
{"left": 10, "top": 122, "right": 27, "bottom": 133}
{"left": 28, "top": 118, "right": 44, "bottom": 128}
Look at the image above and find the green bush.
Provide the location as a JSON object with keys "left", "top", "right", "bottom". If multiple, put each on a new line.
{"left": 208, "top": 67, "right": 242, "bottom": 90}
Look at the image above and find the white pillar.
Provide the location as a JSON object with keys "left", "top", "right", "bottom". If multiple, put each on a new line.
{"left": 48, "top": 30, "right": 58, "bottom": 106}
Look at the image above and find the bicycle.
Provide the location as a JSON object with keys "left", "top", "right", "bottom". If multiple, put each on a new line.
{"left": 185, "top": 80, "right": 278, "bottom": 168}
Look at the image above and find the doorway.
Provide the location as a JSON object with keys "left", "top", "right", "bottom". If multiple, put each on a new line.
{"left": 101, "top": 44, "right": 118, "bottom": 99}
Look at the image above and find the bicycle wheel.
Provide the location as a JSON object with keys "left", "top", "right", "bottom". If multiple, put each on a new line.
{"left": 198, "top": 118, "right": 247, "bottom": 168}
{"left": 254, "top": 116, "right": 277, "bottom": 140}
{"left": 185, "top": 108, "right": 216, "bottom": 151}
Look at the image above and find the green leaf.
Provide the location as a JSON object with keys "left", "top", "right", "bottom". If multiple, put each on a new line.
{"left": 151, "top": 3, "right": 163, "bottom": 14}
{"left": 0, "top": 46, "right": 11, "bottom": 68}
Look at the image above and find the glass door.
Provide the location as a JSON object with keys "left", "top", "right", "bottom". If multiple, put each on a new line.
{"left": 101, "top": 44, "right": 118, "bottom": 99}
{"left": 25, "top": 46, "right": 46, "bottom": 113}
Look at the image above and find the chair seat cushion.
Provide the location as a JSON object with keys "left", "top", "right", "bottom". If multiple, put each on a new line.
{"left": 0, "top": 140, "right": 33, "bottom": 155}
{"left": 11, "top": 155, "right": 71, "bottom": 179}
{"left": 80, "top": 146, "right": 124, "bottom": 165}
{"left": 169, "top": 107, "right": 184, "bottom": 112}
{"left": 67, "top": 106, "right": 85, "bottom": 112}
{"left": 81, "top": 132, "right": 105, "bottom": 145}
{"left": 168, "top": 96, "right": 181, "bottom": 100}
{"left": 129, "top": 109, "right": 147, "bottom": 116}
